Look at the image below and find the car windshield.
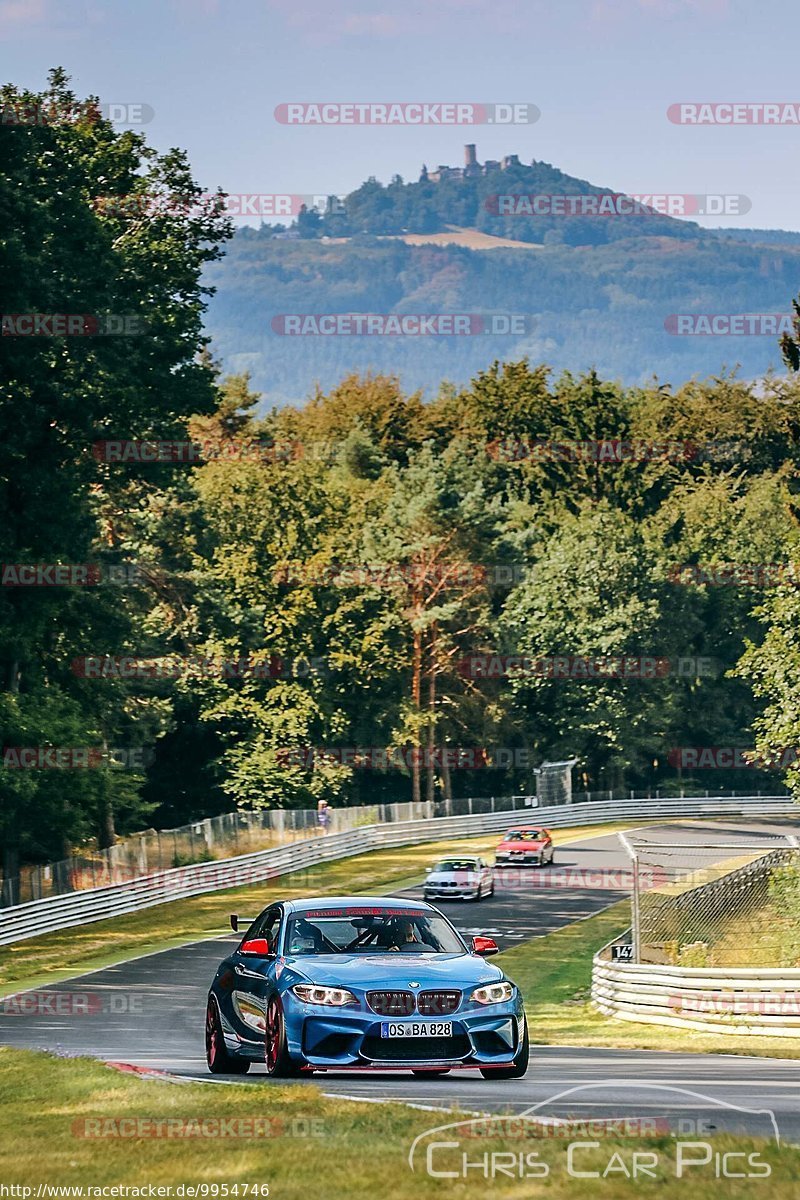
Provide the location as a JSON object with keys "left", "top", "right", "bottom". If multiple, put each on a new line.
{"left": 434, "top": 859, "right": 479, "bottom": 870}
{"left": 284, "top": 906, "right": 466, "bottom": 955}
{"left": 504, "top": 830, "right": 543, "bottom": 840}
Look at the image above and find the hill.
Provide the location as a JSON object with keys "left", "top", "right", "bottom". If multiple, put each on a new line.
{"left": 202, "top": 152, "right": 800, "bottom": 404}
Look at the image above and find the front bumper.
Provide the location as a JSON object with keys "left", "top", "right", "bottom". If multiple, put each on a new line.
{"left": 495, "top": 851, "right": 545, "bottom": 865}
{"left": 423, "top": 886, "right": 481, "bottom": 900}
{"left": 285, "top": 995, "right": 524, "bottom": 1069}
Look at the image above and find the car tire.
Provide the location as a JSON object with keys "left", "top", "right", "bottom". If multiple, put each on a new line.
{"left": 412, "top": 1069, "right": 451, "bottom": 1077}
{"left": 480, "top": 1018, "right": 529, "bottom": 1080}
{"left": 206, "top": 998, "right": 250, "bottom": 1075}
{"left": 265, "top": 993, "right": 301, "bottom": 1078}
{"left": 476, "top": 883, "right": 484, "bottom": 901}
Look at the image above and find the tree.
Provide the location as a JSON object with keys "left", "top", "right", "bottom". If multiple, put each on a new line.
{"left": 0, "top": 69, "right": 231, "bottom": 872}
{"left": 781, "top": 295, "right": 800, "bottom": 371}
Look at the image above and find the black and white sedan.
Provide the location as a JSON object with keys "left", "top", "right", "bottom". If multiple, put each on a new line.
{"left": 423, "top": 856, "right": 495, "bottom": 902}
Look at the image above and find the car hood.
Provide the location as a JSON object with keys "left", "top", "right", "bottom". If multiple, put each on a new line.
{"left": 427, "top": 870, "right": 478, "bottom": 882}
{"left": 283, "top": 952, "right": 503, "bottom": 989}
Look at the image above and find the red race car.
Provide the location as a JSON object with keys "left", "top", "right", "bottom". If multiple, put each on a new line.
{"left": 494, "top": 826, "right": 554, "bottom": 868}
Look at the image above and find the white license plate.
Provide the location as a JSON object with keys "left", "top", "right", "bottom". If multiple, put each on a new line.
{"left": 380, "top": 1022, "right": 452, "bottom": 1038}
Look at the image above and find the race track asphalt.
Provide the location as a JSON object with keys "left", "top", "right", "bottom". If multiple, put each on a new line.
{"left": 2, "top": 818, "right": 799, "bottom": 1141}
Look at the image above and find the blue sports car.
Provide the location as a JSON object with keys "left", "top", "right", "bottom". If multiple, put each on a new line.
{"left": 205, "top": 895, "right": 528, "bottom": 1078}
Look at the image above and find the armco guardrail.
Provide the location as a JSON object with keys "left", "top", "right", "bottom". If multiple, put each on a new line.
{"left": 592, "top": 956, "right": 800, "bottom": 1037}
{"left": 0, "top": 794, "right": 794, "bottom": 947}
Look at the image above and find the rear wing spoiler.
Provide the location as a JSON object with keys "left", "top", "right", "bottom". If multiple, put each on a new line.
{"left": 230, "top": 913, "right": 254, "bottom": 933}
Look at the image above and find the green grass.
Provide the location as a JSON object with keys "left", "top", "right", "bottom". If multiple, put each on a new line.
{"left": 502, "top": 900, "right": 800, "bottom": 1059}
{"left": 0, "top": 822, "right": 637, "bottom": 996}
{"left": 1, "top": 1046, "right": 798, "bottom": 1197}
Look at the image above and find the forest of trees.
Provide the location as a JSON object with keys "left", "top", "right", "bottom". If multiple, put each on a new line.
{"left": 4, "top": 73, "right": 800, "bottom": 883}
{"left": 205, "top": 224, "right": 800, "bottom": 403}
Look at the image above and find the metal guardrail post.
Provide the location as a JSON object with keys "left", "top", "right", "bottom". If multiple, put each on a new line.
{"left": 631, "top": 854, "right": 641, "bottom": 963}
{"left": 618, "top": 831, "right": 639, "bottom": 962}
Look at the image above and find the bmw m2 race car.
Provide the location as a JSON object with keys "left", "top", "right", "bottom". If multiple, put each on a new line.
{"left": 205, "top": 895, "right": 528, "bottom": 1078}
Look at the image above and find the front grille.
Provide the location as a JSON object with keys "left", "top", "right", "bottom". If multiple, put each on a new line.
{"left": 367, "top": 990, "right": 415, "bottom": 1016}
{"left": 361, "top": 1034, "right": 470, "bottom": 1062}
{"left": 417, "top": 990, "right": 461, "bottom": 1016}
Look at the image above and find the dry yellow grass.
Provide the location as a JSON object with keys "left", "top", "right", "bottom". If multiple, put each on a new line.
{"left": 323, "top": 225, "right": 544, "bottom": 250}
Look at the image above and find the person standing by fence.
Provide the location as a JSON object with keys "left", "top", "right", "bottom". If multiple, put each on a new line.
{"left": 317, "top": 798, "right": 331, "bottom": 833}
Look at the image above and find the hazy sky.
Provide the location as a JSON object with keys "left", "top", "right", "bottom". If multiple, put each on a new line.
{"left": 3, "top": 0, "right": 800, "bottom": 230}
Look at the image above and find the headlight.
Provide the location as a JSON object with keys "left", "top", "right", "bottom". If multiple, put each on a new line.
{"left": 292, "top": 984, "right": 357, "bottom": 1006}
{"left": 470, "top": 981, "right": 515, "bottom": 1005}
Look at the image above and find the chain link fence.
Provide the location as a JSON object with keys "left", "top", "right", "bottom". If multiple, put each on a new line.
{"left": 621, "top": 831, "right": 800, "bottom": 967}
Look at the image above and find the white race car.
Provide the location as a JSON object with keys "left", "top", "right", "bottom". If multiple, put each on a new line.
{"left": 423, "top": 856, "right": 495, "bottom": 902}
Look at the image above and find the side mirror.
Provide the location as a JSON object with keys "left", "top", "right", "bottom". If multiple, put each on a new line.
{"left": 240, "top": 937, "right": 271, "bottom": 956}
{"left": 472, "top": 935, "right": 499, "bottom": 957}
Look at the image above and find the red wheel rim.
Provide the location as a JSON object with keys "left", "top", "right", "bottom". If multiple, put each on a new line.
{"left": 206, "top": 1003, "right": 219, "bottom": 1066}
{"left": 266, "top": 997, "right": 281, "bottom": 1071}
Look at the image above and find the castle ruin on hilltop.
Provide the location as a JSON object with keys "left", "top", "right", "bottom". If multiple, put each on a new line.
{"left": 420, "top": 144, "right": 525, "bottom": 183}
